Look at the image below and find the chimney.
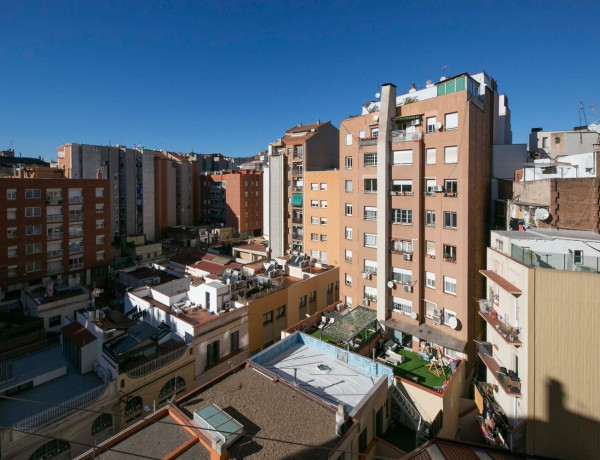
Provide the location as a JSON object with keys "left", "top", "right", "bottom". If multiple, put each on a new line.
{"left": 409, "top": 83, "right": 416, "bottom": 93}
{"left": 96, "top": 169, "right": 102, "bottom": 179}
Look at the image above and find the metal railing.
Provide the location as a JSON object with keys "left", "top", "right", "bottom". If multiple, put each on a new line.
{"left": 126, "top": 345, "right": 188, "bottom": 378}
{"left": 13, "top": 383, "right": 108, "bottom": 431}
{"left": 47, "top": 249, "right": 63, "bottom": 257}
{"left": 0, "top": 336, "right": 60, "bottom": 363}
{"left": 68, "top": 196, "right": 83, "bottom": 204}
{"left": 69, "top": 246, "right": 84, "bottom": 254}
{"left": 47, "top": 214, "right": 63, "bottom": 222}
{"left": 511, "top": 244, "right": 600, "bottom": 273}
{"left": 47, "top": 232, "right": 64, "bottom": 240}
{"left": 390, "top": 131, "right": 423, "bottom": 142}
{"left": 359, "top": 138, "right": 378, "bottom": 146}
{"left": 69, "top": 262, "right": 84, "bottom": 271}
{"left": 291, "top": 169, "right": 303, "bottom": 176}
{"left": 69, "top": 214, "right": 84, "bottom": 221}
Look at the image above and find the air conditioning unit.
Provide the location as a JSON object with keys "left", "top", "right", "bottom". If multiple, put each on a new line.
{"left": 411, "top": 119, "right": 421, "bottom": 126}
{"left": 433, "top": 308, "right": 442, "bottom": 317}
{"left": 432, "top": 185, "right": 444, "bottom": 193}
{"left": 402, "top": 253, "right": 413, "bottom": 261}
{"left": 362, "top": 272, "right": 372, "bottom": 280}
{"left": 362, "top": 298, "right": 370, "bottom": 306}
{"left": 403, "top": 285, "right": 413, "bottom": 293}
{"left": 432, "top": 315, "right": 442, "bottom": 325}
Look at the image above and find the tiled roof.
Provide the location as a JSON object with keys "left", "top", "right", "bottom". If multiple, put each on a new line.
{"left": 61, "top": 321, "right": 97, "bottom": 349}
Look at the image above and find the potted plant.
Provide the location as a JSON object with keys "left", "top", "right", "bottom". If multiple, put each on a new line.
{"left": 490, "top": 309, "right": 498, "bottom": 319}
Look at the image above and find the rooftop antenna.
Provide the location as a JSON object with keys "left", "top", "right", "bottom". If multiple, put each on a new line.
{"left": 442, "top": 65, "right": 448, "bottom": 77}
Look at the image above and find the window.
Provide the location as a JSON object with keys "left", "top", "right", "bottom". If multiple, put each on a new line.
{"left": 426, "top": 272, "right": 436, "bottom": 289}
{"left": 7, "top": 189, "right": 16, "bottom": 200}
{"left": 231, "top": 330, "right": 240, "bottom": 352}
{"left": 26, "top": 225, "right": 42, "bottom": 235}
{"left": 425, "top": 210, "right": 435, "bottom": 226}
{"left": 158, "top": 377, "right": 186, "bottom": 402}
{"left": 7, "top": 208, "right": 16, "bottom": 219}
{"left": 207, "top": 340, "right": 220, "bottom": 366}
{"left": 345, "top": 227, "right": 353, "bottom": 240}
{"left": 364, "top": 206, "right": 377, "bottom": 221}
{"left": 496, "top": 239, "right": 504, "bottom": 251}
{"left": 8, "top": 247, "right": 17, "bottom": 258}
{"left": 574, "top": 250, "right": 583, "bottom": 265}
{"left": 345, "top": 180, "right": 353, "bottom": 193}
{"left": 359, "top": 429, "right": 368, "bottom": 453}
{"left": 311, "top": 216, "right": 319, "bottom": 225}
{"left": 26, "top": 261, "right": 42, "bottom": 272}
{"left": 345, "top": 204, "right": 353, "bottom": 216}
{"left": 359, "top": 130, "right": 365, "bottom": 139}
{"left": 310, "top": 249, "right": 320, "bottom": 260}
{"left": 345, "top": 249, "right": 352, "bottom": 263}
{"left": 426, "top": 240, "right": 436, "bottom": 258}
{"left": 320, "top": 217, "right": 327, "bottom": 225}
{"left": 444, "top": 179, "right": 457, "bottom": 195}
{"left": 320, "top": 183, "right": 327, "bottom": 190}
{"left": 311, "top": 233, "right": 318, "bottom": 241}
{"left": 392, "top": 267, "right": 412, "bottom": 284}
{"left": 263, "top": 311, "right": 273, "bottom": 324}
{"left": 371, "top": 127, "right": 379, "bottom": 138}
{"left": 29, "top": 440, "right": 70, "bottom": 460}
{"left": 445, "top": 112, "right": 458, "bottom": 130}
{"left": 364, "top": 153, "right": 377, "bottom": 166}
{"left": 95, "top": 188, "right": 104, "bottom": 198}
{"left": 345, "top": 156, "right": 353, "bottom": 169}
{"left": 311, "top": 200, "right": 318, "bottom": 208}
{"left": 364, "top": 285, "right": 377, "bottom": 302}
{"left": 444, "top": 309, "right": 457, "bottom": 326}
{"left": 555, "top": 136, "right": 560, "bottom": 144}
{"left": 443, "top": 244, "right": 457, "bottom": 262}
{"left": 444, "top": 146, "right": 458, "bottom": 163}
{"left": 426, "top": 116, "right": 437, "bottom": 133}
{"left": 25, "top": 207, "right": 41, "bottom": 217}
{"left": 96, "top": 220, "right": 104, "bottom": 229}
{"left": 424, "top": 300, "right": 438, "bottom": 319}
{"left": 345, "top": 273, "right": 352, "bottom": 286}
{"left": 444, "top": 276, "right": 457, "bottom": 295}
{"left": 8, "top": 265, "right": 17, "bottom": 277}
{"left": 426, "top": 148, "right": 436, "bottom": 164}
{"left": 392, "top": 149, "right": 412, "bottom": 165}
{"left": 91, "top": 414, "right": 112, "bottom": 435}
{"left": 298, "top": 296, "right": 307, "bottom": 308}
{"left": 321, "top": 200, "right": 327, "bottom": 208}
{"left": 25, "top": 189, "right": 41, "bottom": 199}
{"left": 391, "top": 209, "right": 412, "bottom": 224}
{"left": 96, "top": 204, "right": 104, "bottom": 213}
{"left": 97, "top": 235, "right": 105, "bottom": 245}
{"left": 542, "top": 137, "right": 548, "bottom": 149}
{"left": 425, "top": 179, "right": 436, "bottom": 194}
{"left": 26, "top": 243, "right": 42, "bottom": 254}
{"left": 364, "top": 259, "right": 377, "bottom": 275}
{"left": 443, "top": 212, "right": 457, "bottom": 229}
{"left": 364, "top": 233, "right": 377, "bottom": 248}
{"left": 97, "top": 250, "right": 105, "bottom": 261}
{"left": 392, "top": 297, "right": 412, "bottom": 315}
{"left": 7, "top": 228, "right": 17, "bottom": 238}
{"left": 391, "top": 239, "right": 412, "bottom": 253}
{"left": 345, "top": 133, "right": 353, "bottom": 145}
{"left": 275, "top": 305, "right": 285, "bottom": 319}
{"left": 311, "top": 183, "right": 318, "bottom": 191}
{"left": 320, "top": 234, "right": 327, "bottom": 242}
{"left": 364, "top": 178, "right": 377, "bottom": 193}
{"left": 391, "top": 180, "right": 412, "bottom": 194}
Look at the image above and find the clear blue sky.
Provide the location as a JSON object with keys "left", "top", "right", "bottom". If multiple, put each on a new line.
{"left": 1, "top": 1, "right": 598, "bottom": 159}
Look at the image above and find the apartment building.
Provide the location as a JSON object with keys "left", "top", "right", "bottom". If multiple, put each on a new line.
{"left": 0, "top": 177, "right": 111, "bottom": 309}
{"left": 267, "top": 121, "right": 339, "bottom": 257}
{"left": 476, "top": 229, "right": 600, "bottom": 458}
{"left": 199, "top": 170, "right": 263, "bottom": 238}
{"left": 195, "top": 152, "right": 236, "bottom": 173}
{"left": 339, "top": 72, "right": 512, "bottom": 367}
{"left": 529, "top": 126, "right": 598, "bottom": 159}
{"left": 303, "top": 170, "right": 340, "bottom": 266}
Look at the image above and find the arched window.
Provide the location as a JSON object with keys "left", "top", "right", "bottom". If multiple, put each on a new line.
{"left": 91, "top": 413, "right": 112, "bottom": 435}
{"left": 124, "top": 396, "right": 143, "bottom": 422}
{"left": 29, "top": 440, "right": 70, "bottom": 460}
{"left": 158, "top": 376, "right": 186, "bottom": 402}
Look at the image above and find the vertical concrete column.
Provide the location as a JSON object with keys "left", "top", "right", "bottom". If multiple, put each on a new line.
{"left": 376, "top": 84, "right": 396, "bottom": 322}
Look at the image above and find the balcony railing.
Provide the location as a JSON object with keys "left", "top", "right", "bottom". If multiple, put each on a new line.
{"left": 69, "top": 246, "right": 84, "bottom": 254}
{"left": 511, "top": 244, "right": 600, "bottom": 273}
{"left": 47, "top": 265, "right": 63, "bottom": 274}
{"left": 291, "top": 169, "right": 303, "bottom": 176}
{"left": 292, "top": 217, "right": 303, "bottom": 224}
{"left": 69, "top": 262, "right": 84, "bottom": 271}
{"left": 292, "top": 152, "right": 304, "bottom": 161}
{"left": 0, "top": 336, "right": 60, "bottom": 363}
{"left": 68, "top": 196, "right": 83, "bottom": 204}
{"left": 69, "top": 214, "right": 83, "bottom": 221}
{"left": 69, "top": 230, "right": 83, "bottom": 237}
{"left": 390, "top": 190, "right": 414, "bottom": 196}
{"left": 359, "top": 137, "right": 378, "bottom": 146}
{"left": 390, "top": 130, "right": 423, "bottom": 142}
{"left": 13, "top": 383, "right": 108, "bottom": 431}
{"left": 46, "top": 196, "right": 63, "bottom": 205}
{"left": 292, "top": 233, "right": 303, "bottom": 240}
{"left": 364, "top": 212, "right": 377, "bottom": 221}
{"left": 47, "top": 249, "right": 63, "bottom": 257}
{"left": 478, "top": 301, "right": 522, "bottom": 346}
{"left": 47, "top": 232, "right": 64, "bottom": 240}
{"left": 292, "top": 186, "right": 303, "bottom": 192}
{"left": 477, "top": 342, "right": 521, "bottom": 397}
{"left": 47, "top": 214, "right": 63, "bottom": 222}
{"left": 125, "top": 345, "right": 188, "bottom": 378}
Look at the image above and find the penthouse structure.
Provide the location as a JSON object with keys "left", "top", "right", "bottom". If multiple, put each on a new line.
{"left": 266, "top": 120, "right": 339, "bottom": 257}
{"left": 338, "top": 72, "right": 512, "bottom": 368}
{"left": 0, "top": 177, "right": 111, "bottom": 309}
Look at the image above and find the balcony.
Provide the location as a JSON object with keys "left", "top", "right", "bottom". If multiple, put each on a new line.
{"left": 292, "top": 233, "right": 303, "bottom": 241}
{"left": 363, "top": 212, "right": 377, "bottom": 221}
{"left": 69, "top": 230, "right": 83, "bottom": 237}
{"left": 68, "top": 196, "right": 83, "bottom": 204}
{"left": 47, "top": 214, "right": 63, "bottom": 222}
{"left": 292, "top": 217, "right": 303, "bottom": 224}
{"left": 125, "top": 344, "right": 188, "bottom": 379}
{"left": 291, "top": 168, "right": 303, "bottom": 177}
{"left": 69, "top": 245, "right": 84, "bottom": 254}
{"left": 69, "top": 213, "right": 83, "bottom": 222}
{"left": 390, "top": 190, "right": 414, "bottom": 196}
{"left": 47, "top": 232, "right": 64, "bottom": 240}
{"left": 390, "top": 130, "right": 423, "bottom": 142}
{"left": 477, "top": 342, "right": 522, "bottom": 397}
{"left": 292, "top": 186, "right": 303, "bottom": 192}
{"left": 47, "top": 265, "right": 63, "bottom": 274}
{"left": 292, "top": 151, "right": 304, "bottom": 162}
{"left": 47, "top": 249, "right": 63, "bottom": 258}
{"left": 359, "top": 137, "right": 378, "bottom": 146}
{"left": 69, "top": 262, "right": 84, "bottom": 271}
{"left": 45, "top": 196, "right": 62, "bottom": 205}
{"left": 478, "top": 301, "right": 522, "bottom": 346}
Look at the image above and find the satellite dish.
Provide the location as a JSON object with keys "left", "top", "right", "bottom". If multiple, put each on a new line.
{"left": 387, "top": 280, "right": 395, "bottom": 289}
{"left": 587, "top": 123, "right": 600, "bottom": 133}
{"left": 375, "top": 92, "right": 381, "bottom": 99}
{"left": 373, "top": 115, "right": 379, "bottom": 122}
{"left": 435, "top": 122, "right": 443, "bottom": 130}
{"left": 447, "top": 317, "right": 458, "bottom": 330}
{"left": 410, "top": 312, "right": 417, "bottom": 320}
{"left": 534, "top": 208, "right": 550, "bottom": 221}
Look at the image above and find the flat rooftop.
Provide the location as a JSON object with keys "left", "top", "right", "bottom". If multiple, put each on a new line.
{"left": 494, "top": 228, "right": 600, "bottom": 243}
{"left": 123, "top": 266, "right": 179, "bottom": 284}
{"left": 24, "top": 285, "right": 87, "bottom": 305}
{"left": 179, "top": 365, "right": 340, "bottom": 459}
{"left": 0, "top": 347, "right": 103, "bottom": 428}
{"left": 249, "top": 332, "right": 393, "bottom": 413}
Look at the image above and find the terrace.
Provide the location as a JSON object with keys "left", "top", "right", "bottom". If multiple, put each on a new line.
{"left": 389, "top": 349, "right": 450, "bottom": 390}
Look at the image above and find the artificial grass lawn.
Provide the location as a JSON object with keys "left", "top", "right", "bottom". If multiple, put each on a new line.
{"left": 311, "top": 329, "right": 340, "bottom": 345}
{"left": 393, "top": 349, "right": 450, "bottom": 389}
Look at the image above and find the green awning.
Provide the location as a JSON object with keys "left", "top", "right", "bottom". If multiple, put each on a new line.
{"left": 392, "top": 114, "right": 423, "bottom": 122}
{"left": 291, "top": 193, "right": 303, "bottom": 206}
